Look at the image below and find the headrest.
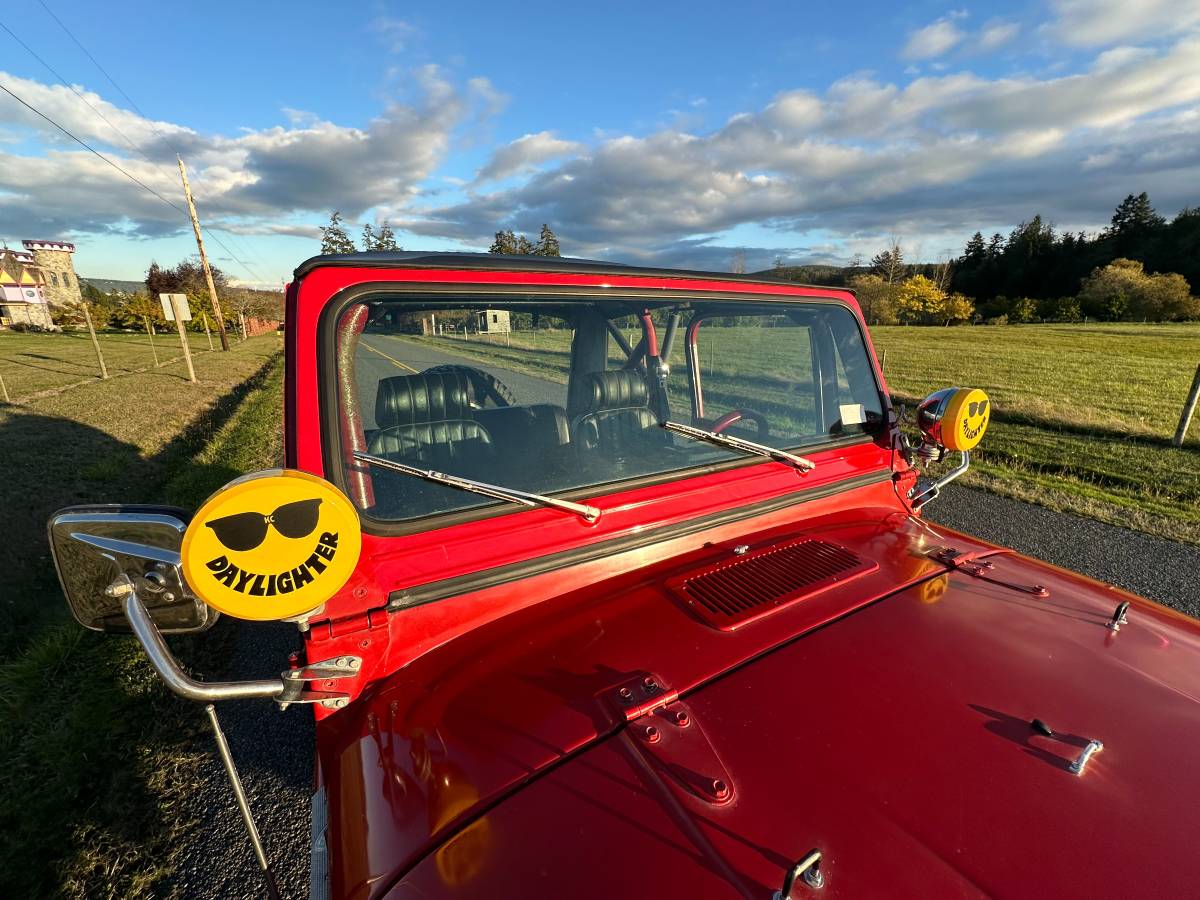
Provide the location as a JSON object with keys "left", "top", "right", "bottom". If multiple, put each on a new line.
{"left": 582, "top": 370, "right": 649, "bottom": 411}
{"left": 376, "top": 372, "right": 472, "bottom": 429}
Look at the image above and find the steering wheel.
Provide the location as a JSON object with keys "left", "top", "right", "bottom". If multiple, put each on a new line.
{"left": 422, "top": 365, "right": 515, "bottom": 409}
{"left": 710, "top": 409, "right": 770, "bottom": 440}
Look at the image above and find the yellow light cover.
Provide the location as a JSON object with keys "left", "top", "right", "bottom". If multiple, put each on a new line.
{"left": 941, "top": 388, "right": 991, "bottom": 452}
{"left": 181, "top": 469, "right": 362, "bottom": 621}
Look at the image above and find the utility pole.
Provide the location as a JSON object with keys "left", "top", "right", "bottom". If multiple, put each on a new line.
{"left": 178, "top": 155, "right": 230, "bottom": 351}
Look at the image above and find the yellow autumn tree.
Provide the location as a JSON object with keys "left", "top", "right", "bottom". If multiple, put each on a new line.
{"left": 894, "top": 274, "right": 946, "bottom": 324}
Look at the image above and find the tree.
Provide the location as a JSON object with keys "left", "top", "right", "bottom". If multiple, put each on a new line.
{"left": 534, "top": 224, "right": 561, "bottom": 257}
{"left": 963, "top": 232, "right": 986, "bottom": 263}
{"left": 376, "top": 221, "right": 399, "bottom": 251}
{"left": 893, "top": 274, "right": 945, "bottom": 324}
{"left": 1079, "top": 258, "right": 1198, "bottom": 321}
{"left": 1109, "top": 192, "right": 1165, "bottom": 237}
{"left": 730, "top": 248, "right": 746, "bottom": 274}
{"left": 847, "top": 274, "right": 898, "bottom": 325}
{"left": 361, "top": 223, "right": 378, "bottom": 251}
{"left": 941, "top": 293, "right": 975, "bottom": 325}
{"left": 319, "top": 211, "right": 357, "bottom": 254}
{"left": 871, "top": 239, "right": 904, "bottom": 284}
{"left": 489, "top": 229, "right": 535, "bottom": 254}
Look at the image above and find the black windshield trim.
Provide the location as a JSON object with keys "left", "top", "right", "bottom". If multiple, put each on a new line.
{"left": 316, "top": 281, "right": 888, "bottom": 537}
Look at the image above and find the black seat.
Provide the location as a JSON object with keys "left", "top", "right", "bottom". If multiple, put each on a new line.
{"left": 368, "top": 372, "right": 494, "bottom": 469}
{"left": 571, "top": 371, "right": 666, "bottom": 452}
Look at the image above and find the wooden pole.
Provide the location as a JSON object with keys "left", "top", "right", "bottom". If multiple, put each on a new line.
{"left": 239, "top": 311, "right": 248, "bottom": 341}
{"left": 144, "top": 316, "right": 160, "bottom": 366}
{"left": 881, "top": 348, "right": 888, "bottom": 373}
{"left": 169, "top": 295, "right": 197, "bottom": 383}
{"left": 1173, "top": 363, "right": 1200, "bottom": 447}
{"left": 0, "top": 372, "right": 10, "bottom": 403}
{"left": 177, "top": 155, "right": 230, "bottom": 351}
{"left": 82, "top": 304, "right": 108, "bottom": 379}
{"left": 202, "top": 311, "right": 214, "bottom": 351}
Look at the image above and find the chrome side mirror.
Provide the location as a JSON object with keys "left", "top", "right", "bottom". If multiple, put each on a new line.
{"left": 48, "top": 505, "right": 217, "bottom": 634}
{"left": 903, "top": 387, "right": 991, "bottom": 508}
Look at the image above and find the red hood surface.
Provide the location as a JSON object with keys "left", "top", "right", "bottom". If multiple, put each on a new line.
{"left": 320, "top": 511, "right": 1200, "bottom": 898}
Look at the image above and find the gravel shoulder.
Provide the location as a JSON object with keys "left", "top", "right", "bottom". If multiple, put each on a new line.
{"left": 927, "top": 483, "right": 1200, "bottom": 617}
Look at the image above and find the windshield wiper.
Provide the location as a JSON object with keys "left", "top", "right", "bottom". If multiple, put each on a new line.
{"left": 660, "top": 421, "right": 816, "bottom": 472}
{"left": 352, "top": 452, "right": 601, "bottom": 523}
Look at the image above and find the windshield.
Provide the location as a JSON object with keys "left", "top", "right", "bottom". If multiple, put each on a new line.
{"left": 331, "top": 295, "right": 884, "bottom": 523}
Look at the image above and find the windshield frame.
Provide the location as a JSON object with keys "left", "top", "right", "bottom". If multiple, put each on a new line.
{"left": 317, "top": 281, "right": 888, "bottom": 536}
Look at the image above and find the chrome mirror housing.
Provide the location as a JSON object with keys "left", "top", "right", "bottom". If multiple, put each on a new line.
{"left": 48, "top": 505, "right": 217, "bottom": 634}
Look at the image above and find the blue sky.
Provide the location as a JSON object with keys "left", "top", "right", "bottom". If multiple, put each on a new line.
{"left": 1, "top": 0, "right": 1199, "bottom": 285}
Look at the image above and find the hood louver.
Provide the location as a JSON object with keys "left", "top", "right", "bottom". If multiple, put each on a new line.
{"left": 669, "top": 539, "right": 878, "bottom": 631}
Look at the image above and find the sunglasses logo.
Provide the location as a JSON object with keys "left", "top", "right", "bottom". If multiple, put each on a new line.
{"left": 205, "top": 498, "right": 322, "bottom": 551}
{"left": 968, "top": 400, "right": 989, "bottom": 418}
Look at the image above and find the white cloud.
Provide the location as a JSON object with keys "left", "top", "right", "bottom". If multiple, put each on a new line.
{"left": 475, "top": 131, "right": 584, "bottom": 182}
{"left": 404, "top": 34, "right": 1200, "bottom": 262}
{"left": 978, "top": 20, "right": 1019, "bottom": 50}
{"left": 0, "top": 65, "right": 499, "bottom": 241}
{"left": 1046, "top": 0, "right": 1200, "bottom": 47}
{"left": 902, "top": 19, "right": 966, "bottom": 59}
{"left": 372, "top": 17, "right": 418, "bottom": 54}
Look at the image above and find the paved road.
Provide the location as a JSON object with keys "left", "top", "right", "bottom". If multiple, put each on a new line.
{"left": 356, "top": 332, "right": 563, "bottom": 429}
{"left": 172, "top": 333, "right": 1199, "bottom": 898}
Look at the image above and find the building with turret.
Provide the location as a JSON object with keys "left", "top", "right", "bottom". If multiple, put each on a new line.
{"left": 22, "top": 240, "right": 83, "bottom": 308}
{"left": 0, "top": 247, "right": 54, "bottom": 328}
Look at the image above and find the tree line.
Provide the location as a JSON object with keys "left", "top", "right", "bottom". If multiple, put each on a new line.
{"left": 773, "top": 192, "right": 1200, "bottom": 324}
{"left": 317, "top": 211, "right": 563, "bottom": 259}
{"left": 69, "top": 259, "right": 282, "bottom": 332}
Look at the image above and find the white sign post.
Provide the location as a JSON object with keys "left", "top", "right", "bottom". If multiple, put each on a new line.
{"left": 159, "top": 293, "right": 196, "bottom": 383}
{"left": 159, "top": 292, "right": 192, "bottom": 322}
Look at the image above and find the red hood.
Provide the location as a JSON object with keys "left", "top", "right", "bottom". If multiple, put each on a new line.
{"left": 321, "top": 511, "right": 1200, "bottom": 898}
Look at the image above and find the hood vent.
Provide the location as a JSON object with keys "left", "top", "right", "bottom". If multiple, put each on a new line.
{"left": 669, "top": 539, "right": 877, "bottom": 631}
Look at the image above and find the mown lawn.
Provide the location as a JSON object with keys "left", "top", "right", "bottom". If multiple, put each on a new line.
{"left": 0, "top": 334, "right": 284, "bottom": 898}
{"left": 385, "top": 321, "right": 1200, "bottom": 544}
{"left": 0, "top": 327, "right": 228, "bottom": 401}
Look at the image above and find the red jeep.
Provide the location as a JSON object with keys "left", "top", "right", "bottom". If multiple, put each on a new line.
{"left": 50, "top": 254, "right": 1200, "bottom": 898}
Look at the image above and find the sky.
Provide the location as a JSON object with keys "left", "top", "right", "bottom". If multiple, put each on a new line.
{"left": 1, "top": 0, "right": 1199, "bottom": 286}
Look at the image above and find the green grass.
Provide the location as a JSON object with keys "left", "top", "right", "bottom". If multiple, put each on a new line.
{"left": 381, "top": 322, "right": 1200, "bottom": 544}
{"left": 0, "top": 328, "right": 233, "bottom": 401}
{"left": 0, "top": 336, "right": 284, "bottom": 898}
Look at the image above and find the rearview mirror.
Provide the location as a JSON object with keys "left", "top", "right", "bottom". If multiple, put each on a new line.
{"left": 48, "top": 506, "right": 217, "bottom": 634}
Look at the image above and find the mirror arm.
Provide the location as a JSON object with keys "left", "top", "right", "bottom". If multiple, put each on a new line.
{"left": 120, "top": 583, "right": 284, "bottom": 702}
{"left": 910, "top": 450, "right": 970, "bottom": 510}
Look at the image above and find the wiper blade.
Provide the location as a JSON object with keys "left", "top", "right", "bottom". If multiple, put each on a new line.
{"left": 660, "top": 421, "right": 816, "bottom": 472}
{"left": 352, "top": 452, "right": 601, "bottom": 523}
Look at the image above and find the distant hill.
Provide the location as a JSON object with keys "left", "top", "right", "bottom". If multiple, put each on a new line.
{"left": 754, "top": 265, "right": 858, "bottom": 286}
{"left": 80, "top": 276, "right": 143, "bottom": 295}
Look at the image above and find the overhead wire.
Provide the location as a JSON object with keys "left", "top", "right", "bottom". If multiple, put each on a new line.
{"left": 1, "top": 14, "right": 271, "bottom": 284}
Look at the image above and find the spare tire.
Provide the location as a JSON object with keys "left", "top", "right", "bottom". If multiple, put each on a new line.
{"left": 423, "top": 364, "right": 516, "bottom": 408}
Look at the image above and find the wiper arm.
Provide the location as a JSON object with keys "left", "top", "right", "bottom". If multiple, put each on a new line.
{"left": 660, "top": 421, "right": 816, "bottom": 472}
{"left": 352, "top": 452, "right": 601, "bottom": 523}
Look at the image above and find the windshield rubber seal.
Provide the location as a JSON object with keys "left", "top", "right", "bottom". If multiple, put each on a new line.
{"left": 314, "top": 280, "right": 890, "bottom": 538}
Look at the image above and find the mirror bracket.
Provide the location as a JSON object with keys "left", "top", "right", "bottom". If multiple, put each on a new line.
{"left": 909, "top": 450, "right": 970, "bottom": 510}
{"left": 115, "top": 576, "right": 359, "bottom": 710}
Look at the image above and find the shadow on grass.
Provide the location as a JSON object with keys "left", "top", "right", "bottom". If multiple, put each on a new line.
{"left": 0, "top": 353, "right": 285, "bottom": 899}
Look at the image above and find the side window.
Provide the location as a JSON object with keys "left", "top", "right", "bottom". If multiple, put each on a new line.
{"left": 62, "top": 273, "right": 70, "bottom": 287}
{"left": 50, "top": 272, "right": 58, "bottom": 286}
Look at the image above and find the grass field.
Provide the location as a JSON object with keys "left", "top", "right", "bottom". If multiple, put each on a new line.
{"left": 0, "top": 333, "right": 284, "bottom": 898}
{"left": 391, "top": 321, "right": 1200, "bottom": 544}
{"left": 0, "top": 328, "right": 223, "bottom": 401}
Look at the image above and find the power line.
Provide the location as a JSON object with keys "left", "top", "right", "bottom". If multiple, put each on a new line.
{"left": 0, "top": 78, "right": 269, "bottom": 284}
{"left": 4, "top": 13, "right": 271, "bottom": 284}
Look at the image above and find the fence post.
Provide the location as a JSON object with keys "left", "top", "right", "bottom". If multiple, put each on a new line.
{"left": 169, "top": 295, "right": 197, "bottom": 384}
{"left": 145, "top": 316, "right": 160, "bottom": 367}
{"left": 202, "top": 311, "right": 214, "bottom": 351}
{"left": 82, "top": 304, "right": 108, "bottom": 379}
{"left": 881, "top": 348, "right": 888, "bottom": 374}
{"left": 0, "top": 372, "right": 9, "bottom": 403}
{"left": 1173, "top": 363, "right": 1200, "bottom": 447}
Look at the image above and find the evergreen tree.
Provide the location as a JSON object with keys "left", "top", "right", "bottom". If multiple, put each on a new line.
{"left": 1109, "top": 193, "right": 1165, "bottom": 236}
{"left": 963, "top": 232, "right": 986, "bottom": 262}
{"left": 361, "top": 223, "right": 378, "bottom": 251}
{"left": 376, "top": 221, "right": 399, "bottom": 251}
{"left": 534, "top": 224, "right": 561, "bottom": 257}
{"left": 319, "top": 211, "right": 357, "bottom": 254}
{"left": 516, "top": 234, "right": 535, "bottom": 254}
{"left": 871, "top": 240, "right": 904, "bottom": 284}
{"left": 490, "top": 230, "right": 519, "bottom": 254}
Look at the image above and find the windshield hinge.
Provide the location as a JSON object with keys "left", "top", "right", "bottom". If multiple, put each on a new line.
{"left": 929, "top": 546, "right": 1050, "bottom": 598}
